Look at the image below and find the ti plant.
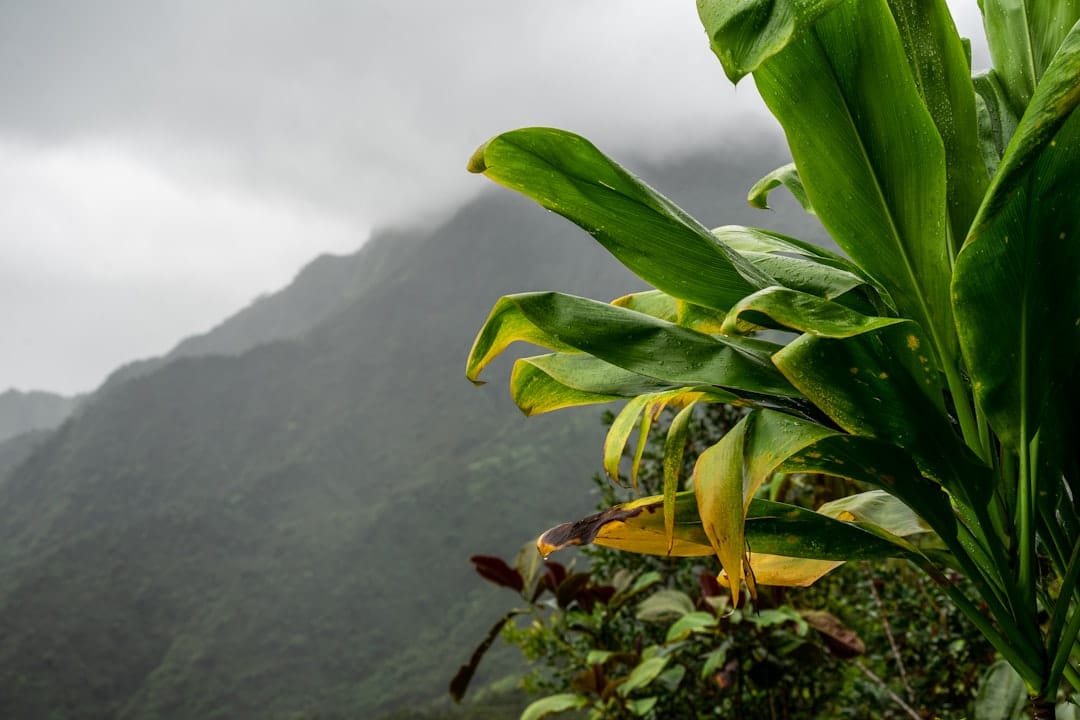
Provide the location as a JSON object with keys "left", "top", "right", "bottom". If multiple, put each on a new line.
{"left": 465, "top": 0, "right": 1080, "bottom": 715}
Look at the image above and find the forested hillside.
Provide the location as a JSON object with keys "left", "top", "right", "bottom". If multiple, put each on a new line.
{"left": 0, "top": 143, "right": 813, "bottom": 718}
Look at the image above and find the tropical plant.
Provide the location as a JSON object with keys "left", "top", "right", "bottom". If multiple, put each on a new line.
{"left": 453, "top": 406, "right": 999, "bottom": 718}
{"left": 465, "top": 1, "right": 1080, "bottom": 716}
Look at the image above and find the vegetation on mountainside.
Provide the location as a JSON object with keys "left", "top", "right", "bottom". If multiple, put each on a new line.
{"left": 466, "top": 1, "right": 1080, "bottom": 715}
{"left": 0, "top": 149, "right": 812, "bottom": 719}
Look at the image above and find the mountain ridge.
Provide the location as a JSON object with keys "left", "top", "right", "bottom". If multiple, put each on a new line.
{"left": 0, "top": 143, "right": 820, "bottom": 718}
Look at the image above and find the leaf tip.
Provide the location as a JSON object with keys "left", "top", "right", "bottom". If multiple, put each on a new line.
{"left": 466, "top": 141, "right": 490, "bottom": 174}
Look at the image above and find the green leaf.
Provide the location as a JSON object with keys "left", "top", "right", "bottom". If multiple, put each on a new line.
{"left": 610, "top": 290, "right": 679, "bottom": 322}
{"left": 520, "top": 693, "right": 589, "bottom": 720}
{"left": 665, "top": 612, "right": 719, "bottom": 642}
{"left": 747, "top": 162, "right": 814, "bottom": 214}
{"left": 887, "top": 0, "right": 988, "bottom": 250}
{"left": 604, "top": 389, "right": 732, "bottom": 488}
{"left": 509, "top": 353, "right": 672, "bottom": 416}
{"left": 818, "top": 489, "right": 931, "bottom": 537}
{"left": 694, "top": 415, "right": 755, "bottom": 598}
{"left": 697, "top": 0, "right": 845, "bottom": 83}
{"left": 628, "top": 697, "right": 659, "bottom": 716}
{"left": 980, "top": 0, "right": 1080, "bottom": 116}
{"left": 973, "top": 660, "right": 1027, "bottom": 720}
{"left": 752, "top": 0, "right": 957, "bottom": 371}
{"left": 953, "top": 21, "right": 1080, "bottom": 448}
{"left": 720, "top": 286, "right": 903, "bottom": 337}
{"left": 974, "top": 71, "right": 1020, "bottom": 176}
{"left": 663, "top": 402, "right": 698, "bottom": 551}
{"left": 618, "top": 656, "right": 671, "bottom": 696}
{"left": 636, "top": 589, "right": 696, "bottom": 622}
{"left": 772, "top": 325, "right": 992, "bottom": 513}
{"left": 585, "top": 650, "right": 615, "bottom": 666}
{"left": 468, "top": 127, "right": 770, "bottom": 310}
{"left": 467, "top": 292, "right": 797, "bottom": 398}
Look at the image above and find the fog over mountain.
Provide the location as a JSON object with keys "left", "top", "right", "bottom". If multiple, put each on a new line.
{"left": 0, "top": 1, "right": 989, "bottom": 395}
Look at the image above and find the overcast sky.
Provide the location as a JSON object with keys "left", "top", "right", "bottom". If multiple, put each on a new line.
{"left": 1, "top": 1, "right": 988, "bottom": 395}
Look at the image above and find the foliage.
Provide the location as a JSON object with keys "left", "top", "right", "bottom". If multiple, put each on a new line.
{"left": 456, "top": 405, "right": 1001, "bottom": 718}
{"left": 466, "top": 1, "right": 1080, "bottom": 714}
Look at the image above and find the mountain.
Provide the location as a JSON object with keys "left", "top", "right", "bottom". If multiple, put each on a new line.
{"left": 0, "top": 143, "right": 819, "bottom": 719}
{"left": 0, "top": 389, "right": 81, "bottom": 444}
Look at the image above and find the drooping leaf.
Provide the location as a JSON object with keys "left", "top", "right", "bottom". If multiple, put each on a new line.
{"left": 734, "top": 253, "right": 874, "bottom": 312}
{"left": 538, "top": 491, "right": 918, "bottom": 571}
{"left": 751, "top": 0, "right": 958, "bottom": 371}
{"left": 801, "top": 610, "right": 866, "bottom": 658}
{"left": 610, "top": 290, "right": 679, "bottom": 322}
{"left": 773, "top": 324, "right": 993, "bottom": 514}
{"left": 468, "top": 127, "right": 770, "bottom": 310}
{"left": 509, "top": 353, "right": 672, "bottom": 416}
{"left": 953, "top": 22, "right": 1080, "bottom": 448}
{"left": 718, "top": 553, "right": 842, "bottom": 588}
{"left": 720, "top": 286, "right": 903, "bottom": 337}
{"left": 663, "top": 402, "right": 698, "bottom": 551}
{"left": 818, "top": 489, "right": 932, "bottom": 538}
{"left": 747, "top": 162, "right": 815, "bottom": 214}
{"left": 604, "top": 388, "right": 732, "bottom": 488}
{"left": 469, "top": 555, "right": 524, "bottom": 593}
{"left": 694, "top": 415, "right": 755, "bottom": 599}
{"left": 697, "top": 0, "right": 846, "bottom": 82}
{"left": 467, "top": 292, "right": 797, "bottom": 398}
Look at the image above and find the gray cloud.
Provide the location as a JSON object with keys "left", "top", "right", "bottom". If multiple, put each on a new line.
{"left": 0, "top": 1, "right": 993, "bottom": 393}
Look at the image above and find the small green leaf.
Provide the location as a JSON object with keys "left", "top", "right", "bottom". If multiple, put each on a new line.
{"left": 586, "top": 650, "right": 615, "bottom": 666}
{"left": 520, "top": 693, "right": 590, "bottom": 720}
{"left": 748, "top": 162, "right": 814, "bottom": 213}
{"left": 666, "top": 612, "right": 719, "bottom": 642}
{"left": 618, "top": 656, "right": 671, "bottom": 696}
{"left": 628, "top": 697, "right": 659, "bottom": 716}
{"left": 636, "top": 589, "right": 696, "bottom": 622}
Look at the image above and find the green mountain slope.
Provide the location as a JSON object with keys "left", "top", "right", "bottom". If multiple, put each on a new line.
{"left": 0, "top": 145, "right": 815, "bottom": 719}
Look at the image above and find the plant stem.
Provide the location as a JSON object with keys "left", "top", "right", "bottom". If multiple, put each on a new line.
{"left": 934, "top": 572, "right": 1044, "bottom": 689}
{"left": 864, "top": 563, "right": 914, "bottom": 703}
{"left": 853, "top": 660, "right": 921, "bottom": 720}
{"left": 1018, "top": 419, "right": 1036, "bottom": 616}
{"left": 942, "top": 359, "right": 986, "bottom": 463}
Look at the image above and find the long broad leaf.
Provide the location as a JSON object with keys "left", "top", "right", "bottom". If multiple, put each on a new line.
{"left": 467, "top": 292, "right": 798, "bottom": 397}
{"left": 953, "top": 22, "right": 1080, "bottom": 448}
{"left": 510, "top": 353, "right": 673, "bottom": 416}
{"left": 468, "top": 127, "right": 770, "bottom": 310}
{"left": 538, "top": 491, "right": 912, "bottom": 563}
{"left": 980, "top": 0, "right": 1080, "bottom": 115}
{"left": 751, "top": 0, "right": 957, "bottom": 373}
{"left": 888, "top": 0, "right": 987, "bottom": 249}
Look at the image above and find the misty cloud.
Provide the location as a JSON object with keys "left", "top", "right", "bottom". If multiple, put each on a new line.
{"left": 0, "top": 1, "right": 991, "bottom": 393}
